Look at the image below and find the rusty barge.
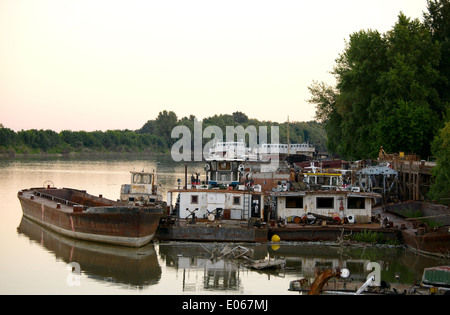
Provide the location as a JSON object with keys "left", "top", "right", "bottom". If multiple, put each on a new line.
{"left": 384, "top": 201, "right": 450, "bottom": 257}
{"left": 18, "top": 170, "right": 166, "bottom": 247}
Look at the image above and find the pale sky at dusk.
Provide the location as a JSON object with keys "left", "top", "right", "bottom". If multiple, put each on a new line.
{"left": 1, "top": 0, "right": 428, "bottom": 132}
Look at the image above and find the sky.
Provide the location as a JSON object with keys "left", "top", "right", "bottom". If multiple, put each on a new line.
{"left": 0, "top": 0, "right": 429, "bottom": 132}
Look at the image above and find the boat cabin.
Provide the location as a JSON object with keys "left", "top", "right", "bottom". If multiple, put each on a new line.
{"left": 259, "top": 142, "right": 315, "bottom": 156}
{"left": 271, "top": 190, "right": 378, "bottom": 223}
{"left": 167, "top": 189, "right": 265, "bottom": 221}
{"left": 120, "top": 170, "right": 162, "bottom": 205}
{"left": 207, "top": 140, "right": 247, "bottom": 161}
{"left": 205, "top": 160, "right": 241, "bottom": 187}
{"left": 301, "top": 172, "right": 346, "bottom": 190}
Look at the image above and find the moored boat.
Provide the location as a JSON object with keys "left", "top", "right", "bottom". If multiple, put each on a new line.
{"left": 158, "top": 160, "right": 268, "bottom": 242}
{"left": 18, "top": 172, "right": 166, "bottom": 247}
{"left": 384, "top": 201, "right": 450, "bottom": 257}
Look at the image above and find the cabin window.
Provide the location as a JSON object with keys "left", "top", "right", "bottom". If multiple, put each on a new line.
{"left": 233, "top": 196, "right": 241, "bottom": 205}
{"left": 218, "top": 162, "right": 231, "bottom": 171}
{"left": 133, "top": 174, "right": 151, "bottom": 184}
{"left": 191, "top": 195, "right": 199, "bottom": 204}
{"left": 316, "top": 197, "right": 334, "bottom": 208}
{"left": 128, "top": 197, "right": 135, "bottom": 202}
{"left": 331, "top": 177, "right": 338, "bottom": 186}
{"left": 317, "top": 177, "right": 326, "bottom": 185}
{"left": 286, "top": 197, "right": 303, "bottom": 208}
{"left": 347, "top": 197, "right": 365, "bottom": 209}
{"left": 220, "top": 172, "right": 231, "bottom": 182}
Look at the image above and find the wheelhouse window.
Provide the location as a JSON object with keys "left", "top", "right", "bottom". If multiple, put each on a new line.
{"left": 133, "top": 174, "right": 152, "bottom": 184}
{"left": 233, "top": 196, "right": 241, "bottom": 205}
{"left": 316, "top": 197, "right": 334, "bottom": 208}
{"left": 218, "top": 162, "right": 231, "bottom": 170}
{"left": 347, "top": 197, "right": 365, "bottom": 209}
{"left": 286, "top": 196, "right": 303, "bottom": 208}
{"left": 191, "top": 195, "right": 199, "bottom": 204}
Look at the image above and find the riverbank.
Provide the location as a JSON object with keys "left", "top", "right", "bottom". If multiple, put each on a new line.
{"left": 0, "top": 149, "right": 169, "bottom": 159}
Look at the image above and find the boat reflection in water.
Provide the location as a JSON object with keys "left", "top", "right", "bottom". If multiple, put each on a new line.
{"left": 271, "top": 244, "right": 446, "bottom": 294}
{"left": 158, "top": 243, "right": 271, "bottom": 292}
{"left": 17, "top": 216, "right": 161, "bottom": 289}
{"left": 158, "top": 241, "right": 443, "bottom": 294}
{"left": 17, "top": 216, "right": 443, "bottom": 294}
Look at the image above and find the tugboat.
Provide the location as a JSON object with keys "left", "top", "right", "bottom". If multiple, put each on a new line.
{"left": 159, "top": 160, "right": 268, "bottom": 243}
{"left": 18, "top": 170, "right": 166, "bottom": 248}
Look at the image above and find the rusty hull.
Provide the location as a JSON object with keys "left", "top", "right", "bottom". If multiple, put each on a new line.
{"left": 18, "top": 188, "right": 165, "bottom": 247}
{"left": 268, "top": 224, "right": 400, "bottom": 242}
{"left": 384, "top": 201, "right": 450, "bottom": 257}
{"left": 402, "top": 227, "right": 450, "bottom": 257}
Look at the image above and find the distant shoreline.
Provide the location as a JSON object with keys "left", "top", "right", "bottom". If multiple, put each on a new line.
{"left": 0, "top": 150, "right": 168, "bottom": 160}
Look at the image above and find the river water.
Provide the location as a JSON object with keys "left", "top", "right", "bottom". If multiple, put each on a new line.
{"left": 0, "top": 155, "right": 445, "bottom": 295}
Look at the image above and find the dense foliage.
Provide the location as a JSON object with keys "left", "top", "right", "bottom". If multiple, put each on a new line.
{"left": 428, "top": 119, "right": 450, "bottom": 205}
{"left": 308, "top": 1, "right": 449, "bottom": 160}
{"left": 138, "top": 110, "right": 327, "bottom": 152}
{"left": 308, "top": 0, "right": 450, "bottom": 204}
{"left": 0, "top": 111, "right": 327, "bottom": 156}
{"left": 0, "top": 127, "right": 167, "bottom": 155}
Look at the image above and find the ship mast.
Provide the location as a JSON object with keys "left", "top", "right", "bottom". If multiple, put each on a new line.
{"left": 287, "top": 116, "right": 290, "bottom": 157}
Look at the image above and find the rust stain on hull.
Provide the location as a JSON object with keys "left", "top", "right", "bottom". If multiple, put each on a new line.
{"left": 268, "top": 225, "right": 400, "bottom": 242}
{"left": 18, "top": 188, "right": 165, "bottom": 247}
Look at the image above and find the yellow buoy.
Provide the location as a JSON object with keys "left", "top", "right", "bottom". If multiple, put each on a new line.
{"left": 271, "top": 234, "right": 281, "bottom": 243}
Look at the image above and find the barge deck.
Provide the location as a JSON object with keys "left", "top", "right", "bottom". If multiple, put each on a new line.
{"left": 18, "top": 187, "right": 165, "bottom": 247}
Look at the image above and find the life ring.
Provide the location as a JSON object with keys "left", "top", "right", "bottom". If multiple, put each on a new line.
{"left": 43, "top": 180, "right": 54, "bottom": 189}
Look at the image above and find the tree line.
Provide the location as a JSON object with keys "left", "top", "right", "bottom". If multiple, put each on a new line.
{"left": 308, "top": 0, "right": 449, "bottom": 204}
{"left": 138, "top": 110, "right": 327, "bottom": 151}
{"left": 0, "top": 112, "right": 327, "bottom": 156}
{"left": 0, "top": 127, "right": 167, "bottom": 155}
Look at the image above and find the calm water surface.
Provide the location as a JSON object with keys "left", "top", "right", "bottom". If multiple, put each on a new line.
{"left": 0, "top": 156, "right": 445, "bottom": 294}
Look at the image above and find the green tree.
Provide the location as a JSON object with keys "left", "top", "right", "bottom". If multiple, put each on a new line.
{"left": 155, "top": 110, "right": 178, "bottom": 146}
{"left": 61, "top": 130, "right": 83, "bottom": 148}
{"left": 374, "top": 13, "right": 441, "bottom": 158}
{"left": 0, "top": 127, "right": 17, "bottom": 147}
{"left": 232, "top": 111, "right": 249, "bottom": 124}
{"left": 138, "top": 119, "right": 156, "bottom": 135}
{"left": 334, "top": 29, "right": 388, "bottom": 158}
{"left": 308, "top": 81, "right": 342, "bottom": 154}
{"left": 424, "top": 0, "right": 450, "bottom": 114}
{"left": 428, "top": 119, "right": 450, "bottom": 205}
{"left": 309, "top": 12, "right": 445, "bottom": 160}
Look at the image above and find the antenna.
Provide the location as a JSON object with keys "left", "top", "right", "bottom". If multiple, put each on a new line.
{"left": 287, "top": 116, "right": 290, "bottom": 157}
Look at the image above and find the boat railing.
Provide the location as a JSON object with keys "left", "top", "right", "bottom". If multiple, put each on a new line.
{"left": 33, "top": 190, "right": 87, "bottom": 210}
